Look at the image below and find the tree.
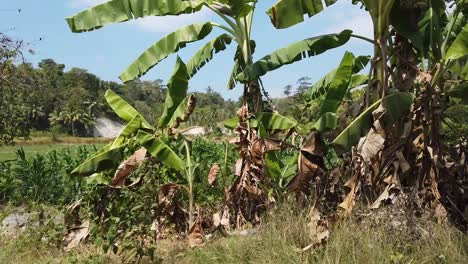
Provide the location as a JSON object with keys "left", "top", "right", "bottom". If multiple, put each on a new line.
{"left": 296, "top": 77, "right": 312, "bottom": 94}
{"left": 283, "top": 84, "right": 292, "bottom": 96}
{"left": 0, "top": 33, "right": 32, "bottom": 145}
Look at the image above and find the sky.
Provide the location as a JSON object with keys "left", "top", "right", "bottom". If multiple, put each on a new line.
{"left": 0, "top": 0, "right": 374, "bottom": 99}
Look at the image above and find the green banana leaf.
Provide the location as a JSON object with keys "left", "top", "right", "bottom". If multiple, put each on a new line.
{"left": 447, "top": 82, "right": 468, "bottom": 104}
{"left": 228, "top": 40, "right": 256, "bottom": 89}
{"left": 304, "top": 55, "right": 370, "bottom": 101}
{"left": 237, "top": 30, "right": 352, "bottom": 82}
{"left": 349, "top": 74, "right": 369, "bottom": 89}
{"left": 71, "top": 143, "right": 127, "bottom": 176}
{"left": 186, "top": 34, "right": 233, "bottom": 77}
{"left": 227, "top": 60, "right": 240, "bottom": 89}
{"left": 332, "top": 92, "right": 415, "bottom": 155}
{"left": 224, "top": 112, "right": 297, "bottom": 130}
{"left": 266, "top": 0, "right": 337, "bottom": 29}
{"left": 319, "top": 52, "right": 355, "bottom": 115}
{"left": 105, "top": 90, "right": 153, "bottom": 129}
{"left": 313, "top": 112, "right": 338, "bottom": 133}
{"left": 159, "top": 57, "right": 191, "bottom": 129}
{"left": 120, "top": 22, "right": 214, "bottom": 82}
{"left": 110, "top": 115, "right": 142, "bottom": 149}
{"left": 136, "top": 131, "right": 185, "bottom": 171}
{"left": 67, "top": 0, "right": 206, "bottom": 33}
{"left": 214, "top": 0, "right": 256, "bottom": 18}
{"left": 444, "top": 24, "right": 468, "bottom": 61}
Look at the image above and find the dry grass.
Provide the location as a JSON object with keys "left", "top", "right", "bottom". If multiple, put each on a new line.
{"left": 1, "top": 205, "right": 466, "bottom": 264}
{"left": 171, "top": 206, "right": 468, "bottom": 264}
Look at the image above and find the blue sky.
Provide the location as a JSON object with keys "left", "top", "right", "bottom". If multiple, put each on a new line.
{"left": 1, "top": 0, "right": 374, "bottom": 99}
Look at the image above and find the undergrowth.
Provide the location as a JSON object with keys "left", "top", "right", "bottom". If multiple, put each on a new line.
{"left": 171, "top": 206, "right": 468, "bottom": 264}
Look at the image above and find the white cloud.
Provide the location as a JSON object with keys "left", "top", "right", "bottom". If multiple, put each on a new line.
{"left": 67, "top": 1, "right": 212, "bottom": 33}
{"left": 320, "top": 1, "right": 373, "bottom": 38}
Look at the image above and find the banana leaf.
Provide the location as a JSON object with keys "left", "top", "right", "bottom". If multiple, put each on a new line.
{"left": 136, "top": 131, "right": 185, "bottom": 171}
{"left": 444, "top": 24, "right": 468, "bottom": 61}
{"left": 319, "top": 52, "right": 355, "bottom": 115}
{"left": 332, "top": 92, "right": 415, "bottom": 155}
{"left": 267, "top": 0, "right": 337, "bottom": 29}
{"left": 71, "top": 144, "right": 127, "bottom": 176}
{"left": 67, "top": 0, "right": 206, "bottom": 33}
{"left": 120, "top": 22, "right": 214, "bottom": 82}
{"left": 105, "top": 90, "right": 153, "bottom": 129}
{"left": 304, "top": 55, "right": 369, "bottom": 101}
{"left": 237, "top": 30, "right": 352, "bottom": 82}
{"left": 186, "top": 34, "right": 233, "bottom": 77}
{"left": 313, "top": 112, "right": 338, "bottom": 133}
{"left": 159, "top": 57, "right": 191, "bottom": 128}
{"left": 224, "top": 112, "right": 297, "bottom": 130}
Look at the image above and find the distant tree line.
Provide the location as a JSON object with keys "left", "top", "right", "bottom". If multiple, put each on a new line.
{"left": 0, "top": 33, "right": 238, "bottom": 144}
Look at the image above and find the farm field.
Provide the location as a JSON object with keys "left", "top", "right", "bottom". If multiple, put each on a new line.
{"left": 0, "top": 138, "right": 108, "bottom": 161}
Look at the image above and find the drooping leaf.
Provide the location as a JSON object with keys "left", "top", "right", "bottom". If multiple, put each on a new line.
{"left": 105, "top": 89, "right": 153, "bottom": 129}
{"left": 349, "top": 74, "right": 369, "bottom": 89}
{"left": 443, "top": 24, "right": 468, "bottom": 61}
{"left": 224, "top": 111, "right": 297, "bottom": 131}
{"left": 390, "top": 4, "right": 423, "bottom": 49}
{"left": 112, "top": 147, "right": 147, "bottom": 187}
{"left": 110, "top": 115, "right": 142, "bottom": 149}
{"left": 304, "top": 55, "right": 370, "bottom": 101}
{"left": 253, "top": 112, "right": 297, "bottom": 131}
{"left": 67, "top": 0, "right": 206, "bottom": 33}
{"left": 223, "top": 116, "right": 240, "bottom": 129}
{"left": 120, "top": 22, "right": 214, "bottom": 82}
{"left": 237, "top": 30, "right": 352, "bottom": 82}
{"left": 228, "top": 40, "right": 256, "bottom": 89}
{"left": 332, "top": 92, "right": 415, "bottom": 155}
{"left": 71, "top": 144, "right": 127, "bottom": 176}
{"left": 167, "top": 95, "right": 197, "bottom": 129}
{"left": 446, "top": 82, "right": 468, "bottom": 104}
{"left": 313, "top": 112, "right": 338, "bottom": 133}
{"left": 287, "top": 132, "right": 326, "bottom": 194}
{"left": 159, "top": 57, "right": 190, "bottom": 129}
{"left": 267, "top": 0, "right": 338, "bottom": 29}
{"left": 214, "top": 0, "right": 256, "bottom": 18}
{"left": 186, "top": 34, "right": 233, "bottom": 77}
{"left": 319, "top": 52, "right": 355, "bottom": 115}
{"left": 136, "top": 131, "right": 185, "bottom": 171}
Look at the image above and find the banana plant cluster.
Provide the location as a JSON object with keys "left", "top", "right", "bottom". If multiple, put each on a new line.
{"left": 257, "top": 0, "right": 468, "bottom": 217}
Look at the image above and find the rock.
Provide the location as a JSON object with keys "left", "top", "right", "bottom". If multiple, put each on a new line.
{"left": 1, "top": 207, "right": 64, "bottom": 237}
{"left": 92, "top": 117, "right": 124, "bottom": 138}
{"left": 181, "top": 126, "right": 206, "bottom": 136}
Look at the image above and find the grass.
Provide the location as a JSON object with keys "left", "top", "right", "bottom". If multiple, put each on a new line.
{"left": 0, "top": 237, "right": 115, "bottom": 264}
{"left": 169, "top": 207, "right": 468, "bottom": 264}
{"left": 0, "top": 136, "right": 110, "bottom": 161}
{"left": 0, "top": 205, "right": 467, "bottom": 264}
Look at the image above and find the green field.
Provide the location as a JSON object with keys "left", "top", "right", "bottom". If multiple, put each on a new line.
{"left": 0, "top": 137, "right": 109, "bottom": 161}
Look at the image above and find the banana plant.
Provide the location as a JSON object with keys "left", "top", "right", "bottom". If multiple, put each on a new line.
{"left": 67, "top": 0, "right": 260, "bottom": 112}
{"left": 67, "top": 0, "right": 368, "bottom": 114}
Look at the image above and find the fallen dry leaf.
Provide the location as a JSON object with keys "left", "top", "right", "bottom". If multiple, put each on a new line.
{"left": 63, "top": 220, "right": 90, "bottom": 251}
{"left": 308, "top": 207, "right": 329, "bottom": 244}
{"left": 111, "top": 147, "right": 147, "bottom": 187}
{"left": 188, "top": 222, "right": 204, "bottom": 248}
{"left": 208, "top": 164, "right": 220, "bottom": 186}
